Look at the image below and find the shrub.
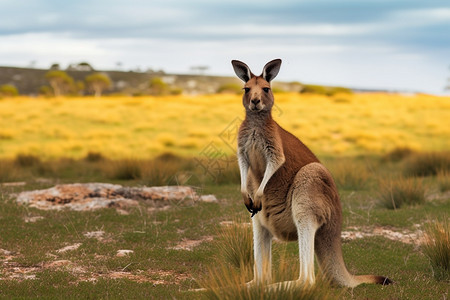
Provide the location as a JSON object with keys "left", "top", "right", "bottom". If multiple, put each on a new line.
{"left": 378, "top": 177, "right": 426, "bottom": 209}
{"left": 422, "top": 219, "right": 450, "bottom": 281}
{"left": 149, "top": 77, "right": 169, "bottom": 95}
{"left": 403, "top": 152, "right": 450, "bottom": 177}
{"left": 300, "top": 84, "right": 352, "bottom": 96}
{"left": 0, "top": 84, "right": 19, "bottom": 97}
{"left": 300, "top": 84, "right": 328, "bottom": 95}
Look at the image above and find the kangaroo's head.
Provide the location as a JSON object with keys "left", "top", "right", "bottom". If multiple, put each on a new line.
{"left": 231, "top": 59, "right": 282, "bottom": 113}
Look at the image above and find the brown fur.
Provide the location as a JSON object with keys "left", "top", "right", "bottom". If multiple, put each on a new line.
{"left": 232, "top": 59, "right": 392, "bottom": 288}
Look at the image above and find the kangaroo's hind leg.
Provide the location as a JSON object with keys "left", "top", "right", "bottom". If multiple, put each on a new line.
{"left": 250, "top": 216, "right": 273, "bottom": 286}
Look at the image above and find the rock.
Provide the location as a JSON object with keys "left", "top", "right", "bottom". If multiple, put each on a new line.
{"left": 116, "top": 250, "right": 134, "bottom": 257}
{"left": 15, "top": 183, "right": 217, "bottom": 211}
{"left": 83, "top": 231, "right": 105, "bottom": 240}
{"left": 199, "top": 195, "right": 218, "bottom": 203}
{"left": 24, "top": 216, "right": 44, "bottom": 223}
{"left": 56, "top": 243, "right": 82, "bottom": 253}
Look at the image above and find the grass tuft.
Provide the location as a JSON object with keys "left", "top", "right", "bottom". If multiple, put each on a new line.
{"left": 436, "top": 169, "right": 450, "bottom": 193}
{"left": 141, "top": 159, "right": 181, "bottom": 186}
{"left": 422, "top": 219, "right": 450, "bottom": 281}
{"left": 378, "top": 176, "right": 426, "bottom": 209}
{"left": 199, "top": 259, "right": 334, "bottom": 300}
{"left": 403, "top": 152, "right": 450, "bottom": 177}
{"left": 106, "top": 159, "right": 143, "bottom": 180}
{"left": 215, "top": 220, "right": 253, "bottom": 269}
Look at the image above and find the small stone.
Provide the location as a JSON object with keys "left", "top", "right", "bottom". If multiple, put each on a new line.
{"left": 116, "top": 249, "right": 134, "bottom": 257}
{"left": 199, "top": 195, "right": 218, "bottom": 203}
{"left": 56, "top": 243, "right": 82, "bottom": 253}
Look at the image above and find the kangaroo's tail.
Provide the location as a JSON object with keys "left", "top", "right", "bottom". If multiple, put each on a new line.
{"left": 314, "top": 223, "right": 393, "bottom": 288}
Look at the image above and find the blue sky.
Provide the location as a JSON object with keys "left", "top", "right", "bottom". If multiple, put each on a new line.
{"left": 0, "top": 0, "right": 449, "bottom": 94}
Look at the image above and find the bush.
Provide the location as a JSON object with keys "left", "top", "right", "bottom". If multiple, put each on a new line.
{"left": 149, "top": 77, "right": 169, "bottom": 95}
{"left": 300, "top": 84, "right": 352, "bottom": 96}
{"left": 403, "top": 152, "right": 450, "bottom": 177}
{"left": 378, "top": 177, "right": 426, "bottom": 209}
{"left": 0, "top": 84, "right": 19, "bottom": 97}
{"left": 422, "top": 219, "right": 450, "bottom": 281}
{"left": 300, "top": 84, "right": 328, "bottom": 95}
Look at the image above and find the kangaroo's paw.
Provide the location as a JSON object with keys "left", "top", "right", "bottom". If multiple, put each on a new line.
{"left": 242, "top": 194, "right": 262, "bottom": 217}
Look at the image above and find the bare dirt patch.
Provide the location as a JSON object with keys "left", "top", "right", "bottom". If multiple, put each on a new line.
{"left": 0, "top": 250, "right": 190, "bottom": 285}
{"left": 341, "top": 225, "right": 425, "bottom": 246}
{"left": 169, "top": 236, "right": 214, "bottom": 251}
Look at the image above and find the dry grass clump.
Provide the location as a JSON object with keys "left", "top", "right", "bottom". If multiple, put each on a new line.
{"left": 84, "top": 151, "right": 105, "bottom": 162}
{"left": 215, "top": 220, "right": 253, "bottom": 269}
{"left": 378, "top": 177, "right": 426, "bottom": 209}
{"left": 199, "top": 219, "right": 335, "bottom": 299}
{"left": 14, "top": 153, "right": 41, "bottom": 167}
{"left": 382, "top": 147, "right": 415, "bottom": 162}
{"left": 403, "top": 152, "right": 450, "bottom": 177}
{"left": 0, "top": 160, "right": 22, "bottom": 182}
{"left": 199, "top": 252, "right": 334, "bottom": 300}
{"left": 436, "top": 169, "right": 450, "bottom": 192}
{"left": 106, "top": 159, "right": 143, "bottom": 180}
{"left": 199, "top": 262, "right": 333, "bottom": 300}
{"left": 422, "top": 219, "right": 450, "bottom": 281}
{"left": 326, "top": 159, "right": 370, "bottom": 190}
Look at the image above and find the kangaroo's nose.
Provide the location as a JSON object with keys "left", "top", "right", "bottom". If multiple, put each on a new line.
{"left": 251, "top": 99, "right": 260, "bottom": 105}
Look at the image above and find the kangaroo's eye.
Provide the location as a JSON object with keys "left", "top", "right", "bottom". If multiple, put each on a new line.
{"left": 262, "top": 87, "right": 270, "bottom": 93}
{"left": 243, "top": 88, "right": 250, "bottom": 93}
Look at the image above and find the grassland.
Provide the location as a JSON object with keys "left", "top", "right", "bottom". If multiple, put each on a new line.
{"left": 0, "top": 93, "right": 449, "bottom": 159}
{"left": 0, "top": 93, "right": 449, "bottom": 299}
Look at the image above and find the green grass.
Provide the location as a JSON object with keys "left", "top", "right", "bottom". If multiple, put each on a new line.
{"left": 422, "top": 219, "right": 450, "bottom": 281}
{"left": 0, "top": 154, "right": 449, "bottom": 299}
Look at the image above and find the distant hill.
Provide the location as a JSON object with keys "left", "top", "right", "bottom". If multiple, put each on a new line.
{"left": 0, "top": 66, "right": 315, "bottom": 96}
{"left": 0, "top": 66, "right": 387, "bottom": 96}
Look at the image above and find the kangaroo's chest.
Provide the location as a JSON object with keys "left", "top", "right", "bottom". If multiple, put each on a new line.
{"left": 240, "top": 129, "right": 267, "bottom": 177}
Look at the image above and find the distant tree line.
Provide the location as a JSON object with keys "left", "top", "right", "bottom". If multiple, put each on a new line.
{"left": 0, "top": 61, "right": 361, "bottom": 98}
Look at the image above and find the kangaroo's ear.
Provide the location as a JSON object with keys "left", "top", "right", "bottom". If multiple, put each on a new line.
{"left": 232, "top": 60, "right": 253, "bottom": 82}
{"left": 262, "top": 59, "right": 282, "bottom": 82}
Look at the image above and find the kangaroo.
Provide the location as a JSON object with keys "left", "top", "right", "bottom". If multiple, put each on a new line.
{"left": 232, "top": 59, "right": 392, "bottom": 288}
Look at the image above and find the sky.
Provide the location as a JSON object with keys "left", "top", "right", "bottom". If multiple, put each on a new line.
{"left": 0, "top": 0, "right": 449, "bottom": 94}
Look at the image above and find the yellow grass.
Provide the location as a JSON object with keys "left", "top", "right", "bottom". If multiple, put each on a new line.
{"left": 0, "top": 93, "right": 449, "bottom": 159}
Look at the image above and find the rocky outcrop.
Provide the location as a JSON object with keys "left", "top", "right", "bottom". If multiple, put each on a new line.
{"left": 15, "top": 183, "right": 217, "bottom": 211}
